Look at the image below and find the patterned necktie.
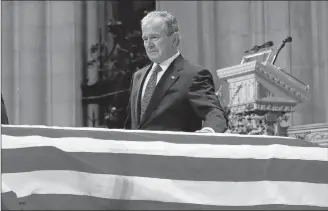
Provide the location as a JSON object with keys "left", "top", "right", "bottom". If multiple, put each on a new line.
{"left": 140, "top": 64, "right": 162, "bottom": 121}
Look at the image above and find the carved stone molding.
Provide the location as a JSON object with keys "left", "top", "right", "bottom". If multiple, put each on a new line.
{"left": 288, "top": 123, "right": 328, "bottom": 147}
{"left": 257, "top": 67, "right": 308, "bottom": 101}
{"left": 230, "top": 102, "right": 295, "bottom": 114}
{"left": 227, "top": 111, "right": 290, "bottom": 136}
{"left": 217, "top": 61, "right": 258, "bottom": 79}
{"left": 305, "top": 132, "right": 328, "bottom": 146}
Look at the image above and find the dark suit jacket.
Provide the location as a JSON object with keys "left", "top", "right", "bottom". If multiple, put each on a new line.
{"left": 124, "top": 55, "right": 228, "bottom": 132}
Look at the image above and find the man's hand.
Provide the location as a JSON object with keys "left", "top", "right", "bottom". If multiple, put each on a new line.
{"left": 195, "top": 127, "right": 215, "bottom": 133}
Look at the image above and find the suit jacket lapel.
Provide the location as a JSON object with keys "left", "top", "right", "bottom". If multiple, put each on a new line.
{"left": 133, "top": 64, "right": 152, "bottom": 125}
{"left": 139, "top": 55, "right": 185, "bottom": 127}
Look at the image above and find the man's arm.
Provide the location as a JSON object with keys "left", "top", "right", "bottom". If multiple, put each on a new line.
{"left": 187, "top": 69, "right": 228, "bottom": 133}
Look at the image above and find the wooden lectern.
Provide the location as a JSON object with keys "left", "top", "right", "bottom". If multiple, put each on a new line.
{"left": 217, "top": 48, "right": 309, "bottom": 136}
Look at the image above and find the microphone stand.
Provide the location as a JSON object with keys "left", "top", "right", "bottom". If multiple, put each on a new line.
{"left": 271, "top": 44, "right": 285, "bottom": 65}
{"left": 272, "top": 37, "right": 292, "bottom": 65}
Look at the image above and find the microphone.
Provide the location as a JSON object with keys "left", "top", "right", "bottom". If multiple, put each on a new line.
{"left": 244, "top": 45, "right": 260, "bottom": 54}
{"left": 244, "top": 41, "right": 274, "bottom": 54}
{"left": 271, "top": 36, "right": 292, "bottom": 65}
{"left": 258, "top": 41, "right": 274, "bottom": 49}
{"left": 283, "top": 36, "right": 292, "bottom": 43}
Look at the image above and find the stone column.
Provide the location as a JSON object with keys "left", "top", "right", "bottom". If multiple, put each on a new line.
{"left": 310, "top": 1, "right": 328, "bottom": 124}
{"left": 45, "top": 1, "right": 84, "bottom": 127}
{"left": 85, "top": 1, "right": 100, "bottom": 127}
{"left": 1, "top": 1, "right": 84, "bottom": 127}
{"left": 2, "top": 1, "right": 49, "bottom": 125}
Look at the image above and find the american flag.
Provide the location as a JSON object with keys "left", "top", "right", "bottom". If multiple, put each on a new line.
{"left": 2, "top": 125, "right": 328, "bottom": 210}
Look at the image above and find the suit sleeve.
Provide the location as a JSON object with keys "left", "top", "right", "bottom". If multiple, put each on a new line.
{"left": 123, "top": 74, "right": 134, "bottom": 129}
{"left": 187, "top": 69, "right": 228, "bottom": 133}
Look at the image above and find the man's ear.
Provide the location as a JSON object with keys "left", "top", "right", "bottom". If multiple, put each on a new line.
{"left": 172, "top": 32, "right": 180, "bottom": 47}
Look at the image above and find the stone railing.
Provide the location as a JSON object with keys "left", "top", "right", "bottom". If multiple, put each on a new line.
{"left": 288, "top": 123, "right": 328, "bottom": 147}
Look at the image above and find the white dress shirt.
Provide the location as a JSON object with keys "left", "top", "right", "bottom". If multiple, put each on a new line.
{"left": 141, "top": 51, "right": 180, "bottom": 99}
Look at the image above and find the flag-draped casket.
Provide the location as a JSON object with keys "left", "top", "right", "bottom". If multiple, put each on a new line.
{"left": 1, "top": 125, "right": 328, "bottom": 210}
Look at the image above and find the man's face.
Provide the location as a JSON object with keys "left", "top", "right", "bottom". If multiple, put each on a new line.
{"left": 141, "top": 17, "right": 176, "bottom": 64}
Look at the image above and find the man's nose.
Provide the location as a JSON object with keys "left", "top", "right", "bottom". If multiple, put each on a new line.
{"left": 146, "top": 41, "right": 154, "bottom": 48}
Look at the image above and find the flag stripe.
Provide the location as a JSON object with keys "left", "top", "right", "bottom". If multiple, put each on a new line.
{"left": 3, "top": 170, "right": 328, "bottom": 207}
{"left": 1, "top": 182, "right": 21, "bottom": 210}
{"left": 3, "top": 135, "right": 327, "bottom": 161}
{"left": 2, "top": 125, "right": 328, "bottom": 209}
{"left": 1, "top": 192, "right": 21, "bottom": 210}
{"left": 16, "top": 194, "right": 328, "bottom": 210}
{"left": 2, "top": 147, "right": 328, "bottom": 183}
{"left": 2, "top": 182, "right": 12, "bottom": 193}
{"left": 1, "top": 125, "right": 319, "bottom": 147}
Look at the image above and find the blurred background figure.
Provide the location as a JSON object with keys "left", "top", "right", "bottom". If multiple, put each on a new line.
{"left": 2, "top": 94, "right": 9, "bottom": 124}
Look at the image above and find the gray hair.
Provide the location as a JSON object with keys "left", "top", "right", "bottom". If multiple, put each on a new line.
{"left": 141, "top": 10, "right": 180, "bottom": 37}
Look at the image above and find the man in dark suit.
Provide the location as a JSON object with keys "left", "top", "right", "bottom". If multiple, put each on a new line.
{"left": 124, "top": 10, "right": 228, "bottom": 133}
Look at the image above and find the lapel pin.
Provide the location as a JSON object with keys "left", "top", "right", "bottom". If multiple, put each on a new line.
{"left": 171, "top": 76, "right": 175, "bottom": 80}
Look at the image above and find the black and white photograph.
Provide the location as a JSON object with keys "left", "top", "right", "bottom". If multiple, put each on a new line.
{"left": 1, "top": 0, "right": 328, "bottom": 210}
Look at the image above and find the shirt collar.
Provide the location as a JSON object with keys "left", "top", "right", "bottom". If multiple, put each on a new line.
{"left": 153, "top": 51, "right": 180, "bottom": 71}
